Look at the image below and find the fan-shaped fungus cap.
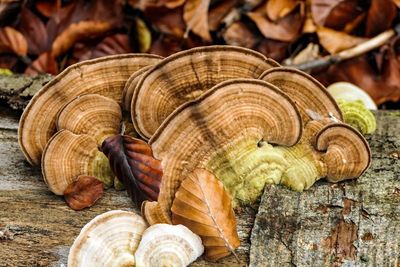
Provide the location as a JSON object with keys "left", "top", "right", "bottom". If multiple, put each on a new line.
{"left": 19, "top": 53, "right": 163, "bottom": 165}
{"left": 57, "top": 94, "right": 122, "bottom": 146}
{"left": 68, "top": 210, "right": 147, "bottom": 267}
{"left": 42, "top": 130, "right": 113, "bottom": 195}
{"left": 134, "top": 224, "right": 204, "bottom": 267}
{"left": 260, "top": 67, "right": 343, "bottom": 123}
{"left": 143, "top": 79, "right": 302, "bottom": 224}
{"left": 132, "top": 45, "right": 279, "bottom": 139}
{"left": 314, "top": 123, "right": 371, "bottom": 182}
{"left": 122, "top": 65, "right": 152, "bottom": 112}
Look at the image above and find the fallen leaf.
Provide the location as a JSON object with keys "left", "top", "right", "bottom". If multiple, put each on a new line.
{"left": 25, "top": 52, "right": 58, "bottom": 76}
{"left": 101, "top": 134, "right": 163, "bottom": 206}
{"left": 365, "top": 0, "right": 396, "bottom": 37}
{"left": 0, "top": 27, "right": 28, "bottom": 56}
{"left": 317, "top": 26, "right": 366, "bottom": 54}
{"left": 393, "top": 0, "right": 400, "bottom": 7}
{"left": 35, "top": 0, "right": 61, "bottom": 17}
{"left": 0, "top": 55, "right": 17, "bottom": 70}
{"left": 171, "top": 168, "right": 240, "bottom": 261}
{"left": 134, "top": 17, "right": 152, "bottom": 53}
{"left": 222, "top": 21, "right": 260, "bottom": 48}
{"left": 91, "top": 34, "right": 132, "bottom": 59}
{"left": 63, "top": 175, "right": 104, "bottom": 211}
{"left": 0, "top": 1, "right": 20, "bottom": 24}
{"left": 129, "top": 0, "right": 185, "bottom": 9}
{"left": 266, "top": 0, "right": 298, "bottom": 21}
{"left": 144, "top": 6, "right": 186, "bottom": 38}
{"left": 255, "top": 38, "right": 289, "bottom": 62}
{"left": 183, "top": 0, "right": 212, "bottom": 41}
{"left": 149, "top": 35, "right": 182, "bottom": 57}
{"left": 302, "top": 0, "right": 317, "bottom": 33}
{"left": 18, "top": 7, "right": 49, "bottom": 55}
{"left": 208, "top": 0, "right": 237, "bottom": 31}
{"left": 51, "top": 20, "right": 112, "bottom": 58}
{"left": 248, "top": 2, "right": 305, "bottom": 42}
{"left": 311, "top": 0, "right": 362, "bottom": 30}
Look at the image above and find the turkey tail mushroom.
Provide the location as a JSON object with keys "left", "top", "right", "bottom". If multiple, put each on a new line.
{"left": 142, "top": 78, "right": 302, "bottom": 224}
{"left": 56, "top": 94, "right": 122, "bottom": 146}
{"left": 132, "top": 45, "right": 279, "bottom": 139}
{"left": 42, "top": 130, "right": 113, "bottom": 195}
{"left": 68, "top": 210, "right": 147, "bottom": 267}
{"left": 19, "top": 53, "right": 162, "bottom": 165}
{"left": 314, "top": 123, "right": 371, "bottom": 182}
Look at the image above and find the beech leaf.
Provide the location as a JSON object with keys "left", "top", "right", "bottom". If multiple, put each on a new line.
{"left": 63, "top": 175, "right": 104, "bottom": 211}
{"left": 183, "top": 0, "right": 212, "bottom": 41}
{"left": 171, "top": 168, "right": 240, "bottom": 261}
{"left": 35, "top": 0, "right": 61, "bottom": 18}
{"left": 25, "top": 52, "right": 58, "bottom": 76}
{"left": 0, "top": 27, "right": 28, "bottom": 56}
{"left": 266, "top": 0, "right": 298, "bottom": 21}
{"left": 101, "top": 134, "right": 163, "bottom": 206}
{"left": 317, "top": 26, "right": 366, "bottom": 54}
{"left": 365, "top": 0, "right": 397, "bottom": 37}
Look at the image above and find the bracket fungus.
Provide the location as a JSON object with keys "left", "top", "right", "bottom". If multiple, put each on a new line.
{"left": 68, "top": 210, "right": 147, "bottom": 267}
{"left": 131, "top": 45, "right": 279, "bottom": 139}
{"left": 57, "top": 94, "right": 122, "bottom": 146}
{"left": 134, "top": 224, "right": 204, "bottom": 267}
{"left": 19, "top": 53, "right": 162, "bottom": 165}
{"left": 142, "top": 79, "right": 303, "bottom": 223}
{"left": 42, "top": 130, "right": 113, "bottom": 195}
{"left": 122, "top": 65, "right": 152, "bottom": 113}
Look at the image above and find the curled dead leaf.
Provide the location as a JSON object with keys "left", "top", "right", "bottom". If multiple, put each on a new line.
{"left": 317, "top": 26, "right": 366, "bottom": 54}
{"left": 0, "top": 27, "right": 28, "bottom": 56}
{"left": 101, "top": 135, "right": 163, "bottom": 206}
{"left": 266, "top": 0, "right": 298, "bottom": 21}
{"left": 25, "top": 52, "right": 58, "bottom": 76}
{"left": 223, "top": 21, "right": 260, "bottom": 48}
{"left": 63, "top": 175, "right": 104, "bottom": 211}
{"left": 365, "top": 0, "right": 396, "bottom": 37}
{"left": 248, "top": 1, "right": 304, "bottom": 42}
{"left": 35, "top": 0, "right": 61, "bottom": 17}
{"left": 208, "top": 0, "right": 237, "bottom": 31}
{"left": 183, "top": 0, "right": 212, "bottom": 41}
{"left": 144, "top": 6, "right": 186, "bottom": 38}
{"left": 171, "top": 168, "right": 240, "bottom": 261}
{"left": 52, "top": 20, "right": 112, "bottom": 58}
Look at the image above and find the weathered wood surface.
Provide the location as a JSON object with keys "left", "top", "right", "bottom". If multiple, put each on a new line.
{"left": 0, "top": 107, "right": 399, "bottom": 266}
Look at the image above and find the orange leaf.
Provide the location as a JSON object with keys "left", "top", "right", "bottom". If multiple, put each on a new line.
{"left": 266, "top": 0, "right": 298, "bottom": 21}
{"left": 317, "top": 26, "right": 366, "bottom": 54}
{"left": 144, "top": 6, "right": 186, "bottom": 38}
{"left": 35, "top": 0, "right": 61, "bottom": 17}
{"left": 63, "top": 175, "right": 104, "bottom": 211}
{"left": 171, "top": 168, "right": 240, "bottom": 261}
{"left": 365, "top": 0, "right": 396, "bottom": 37}
{"left": 25, "top": 52, "right": 58, "bottom": 76}
{"left": 183, "top": 0, "right": 211, "bottom": 41}
{"left": 51, "top": 20, "right": 112, "bottom": 58}
{"left": 247, "top": 2, "right": 304, "bottom": 42}
{"left": 208, "top": 0, "right": 237, "bottom": 31}
{"left": 222, "top": 21, "right": 260, "bottom": 48}
{"left": 0, "top": 27, "right": 28, "bottom": 56}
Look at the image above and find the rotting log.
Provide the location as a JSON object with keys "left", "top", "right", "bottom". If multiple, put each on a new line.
{"left": 0, "top": 106, "right": 399, "bottom": 266}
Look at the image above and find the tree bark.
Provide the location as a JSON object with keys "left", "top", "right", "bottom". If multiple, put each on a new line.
{"left": 0, "top": 106, "right": 399, "bottom": 266}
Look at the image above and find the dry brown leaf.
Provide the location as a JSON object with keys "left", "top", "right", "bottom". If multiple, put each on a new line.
{"left": 51, "top": 20, "right": 112, "bottom": 58}
{"left": 222, "top": 21, "right": 260, "bottom": 48}
{"left": 208, "top": 0, "right": 237, "bottom": 31}
{"left": 144, "top": 6, "right": 186, "bottom": 38}
{"left": 317, "top": 26, "right": 366, "bottom": 54}
{"left": 311, "top": 0, "right": 361, "bottom": 30}
{"left": 393, "top": 0, "right": 400, "bottom": 7}
{"left": 18, "top": 7, "right": 49, "bottom": 55}
{"left": 266, "top": 0, "right": 298, "bottom": 21}
{"left": 247, "top": 2, "right": 304, "bottom": 42}
{"left": 255, "top": 38, "right": 289, "bottom": 62}
{"left": 129, "top": 0, "right": 185, "bottom": 9}
{"left": 63, "top": 175, "right": 104, "bottom": 211}
{"left": 25, "top": 52, "right": 58, "bottom": 76}
{"left": 183, "top": 0, "right": 212, "bottom": 41}
{"left": 149, "top": 35, "right": 182, "bottom": 57}
{"left": 365, "top": 0, "right": 396, "bottom": 37}
{"left": 35, "top": 0, "right": 61, "bottom": 17}
{"left": 171, "top": 168, "right": 240, "bottom": 261}
{"left": 302, "top": 0, "right": 317, "bottom": 33}
{"left": 0, "top": 27, "right": 28, "bottom": 56}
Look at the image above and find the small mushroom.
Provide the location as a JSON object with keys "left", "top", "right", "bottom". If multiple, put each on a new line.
{"left": 122, "top": 65, "right": 152, "bottom": 113}
{"left": 132, "top": 45, "right": 279, "bottom": 139}
{"left": 68, "top": 210, "right": 147, "bottom": 267}
{"left": 134, "top": 224, "right": 204, "bottom": 267}
{"left": 314, "top": 123, "right": 371, "bottom": 182}
{"left": 57, "top": 94, "right": 122, "bottom": 146}
{"left": 327, "top": 81, "right": 377, "bottom": 110}
{"left": 260, "top": 67, "right": 343, "bottom": 123}
{"left": 143, "top": 79, "right": 302, "bottom": 223}
{"left": 42, "top": 130, "right": 113, "bottom": 195}
{"left": 19, "top": 53, "right": 162, "bottom": 165}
